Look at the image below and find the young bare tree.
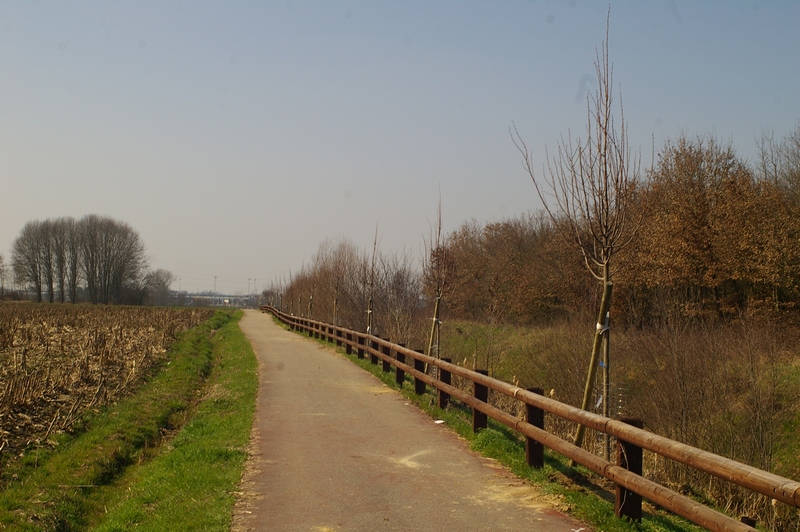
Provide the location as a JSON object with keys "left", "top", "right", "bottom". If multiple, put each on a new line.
{"left": 512, "top": 15, "right": 645, "bottom": 458}
{"left": 423, "top": 196, "right": 447, "bottom": 363}
{"left": 378, "top": 249, "right": 423, "bottom": 345}
{"left": 366, "top": 226, "right": 379, "bottom": 335}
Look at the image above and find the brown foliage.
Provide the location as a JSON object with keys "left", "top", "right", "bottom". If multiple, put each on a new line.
{"left": 620, "top": 136, "right": 800, "bottom": 318}
{"left": 431, "top": 214, "right": 593, "bottom": 325}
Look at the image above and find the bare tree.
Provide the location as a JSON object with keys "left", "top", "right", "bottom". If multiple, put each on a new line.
{"left": 79, "top": 215, "right": 148, "bottom": 304}
{"left": 50, "top": 217, "right": 71, "bottom": 303}
{"left": 66, "top": 217, "right": 81, "bottom": 303}
{"left": 379, "top": 249, "right": 423, "bottom": 345}
{"left": 512, "top": 14, "right": 645, "bottom": 458}
{"left": 0, "top": 253, "right": 7, "bottom": 298}
{"left": 757, "top": 121, "right": 800, "bottom": 205}
{"left": 39, "top": 221, "right": 55, "bottom": 302}
{"left": 367, "top": 226, "right": 379, "bottom": 335}
{"left": 143, "top": 268, "right": 176, "bottom": 306}
{"left": 12, "top": 220, "right": 45, "bottom": 302}
{"left": 13, "top": 215, "right": 149, "bottom": 305}
{"left": 423, "top": 196, "right": 447, "bottom": 363}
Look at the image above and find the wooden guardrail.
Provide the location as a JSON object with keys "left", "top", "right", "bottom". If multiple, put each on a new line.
{"left": 260, "top": 305, "right": 799, "bottom": 531}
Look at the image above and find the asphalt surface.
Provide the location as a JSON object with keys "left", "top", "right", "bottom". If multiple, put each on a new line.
{"left": 231, "top": 309, "right": 590, "bottom": 531}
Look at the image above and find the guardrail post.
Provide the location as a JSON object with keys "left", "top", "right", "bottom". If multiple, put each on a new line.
{"left": 526, "top": 387, "right": 544, "bottom": 468}
{"left": 382, "top": 341, "right": 391, "bottom": 372}
{"left": 356, "top": 336, "right": 364, "bottom": 359}
{"left": 414, "top": 349, "right": 426, "bottom": 395}
{"left": 473, "top": 369, "right": 489, "bottom": 432}
{"left": 438, "top": 358, "right": 451, "bottom": 409}
{"left": 616, "top": 417, "right": 643, "bottom": 522}
{"left": 345, "top": 332, "right": 352, "bottom": 354}
{"left": 370, "top": 339, "right": 379, "bottom": 365}
{"left": 740, "top": 517, "right": 757, "bottom": 527}
{"left": 395, "top": 352, "right": 405, "bottom": 385}
{"left": 395, "top": 343, "right": 405, "bottom": 386}
{"left": 336, "top": 329, "right": 342, "bottom": 347}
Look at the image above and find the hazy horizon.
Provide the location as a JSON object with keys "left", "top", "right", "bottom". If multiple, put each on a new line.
{"left": 2, "top": 1, "right": 798, "bottom": 294}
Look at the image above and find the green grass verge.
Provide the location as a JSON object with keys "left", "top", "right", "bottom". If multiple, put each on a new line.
{"left": 282, "top": 318, "right": 704, "bottom": 532}
{"left": 0, "top": 310, "right": 257, "bottom": 532}
{"left": 94, "top": 309, "right": 257, "bottom": 531}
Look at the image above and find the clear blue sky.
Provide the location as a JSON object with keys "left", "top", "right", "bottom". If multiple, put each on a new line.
{"left": 2, "top": 1, "right": 798, "bottom": 294}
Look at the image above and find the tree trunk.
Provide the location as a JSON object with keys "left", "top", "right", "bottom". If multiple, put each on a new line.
{"left": 572, "top": 281, "right": 613, "bottom": 453}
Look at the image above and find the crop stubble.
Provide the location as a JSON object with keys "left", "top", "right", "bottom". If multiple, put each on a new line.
{"left": 0, "top": 303, "right": 214, "bottom": 467}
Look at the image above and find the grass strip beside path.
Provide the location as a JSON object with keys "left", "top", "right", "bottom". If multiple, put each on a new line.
{"left": 94, "top": 310, "right": 257, "bottom": 531}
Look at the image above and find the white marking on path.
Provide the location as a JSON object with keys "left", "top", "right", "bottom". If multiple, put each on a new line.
{"left": 391, "top": 449, "right": 433, "bottom": 469}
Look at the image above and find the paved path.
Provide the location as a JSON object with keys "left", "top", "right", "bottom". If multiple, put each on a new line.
{"left": 232, "top": 310, "right": 589, "bottom": 531}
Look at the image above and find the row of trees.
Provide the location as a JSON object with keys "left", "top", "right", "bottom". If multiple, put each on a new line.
{"left": 9, "top": 215, "right": 175, "bottom": 305}
{"left": 265, "top": 236, "right": 426, "bottom": 347}
{"left": 272, "top": 123, "right": 800, "bottom": 336}
{"left": 434, "top": 129, "right": 800, "bottom": 327}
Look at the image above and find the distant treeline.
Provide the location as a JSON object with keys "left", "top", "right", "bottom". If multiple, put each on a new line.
{"left": 8, "top": 214, "right": 174, "bottom": 305}
{"left": 270, "top": 127, "right": 800, "bottom": 335}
